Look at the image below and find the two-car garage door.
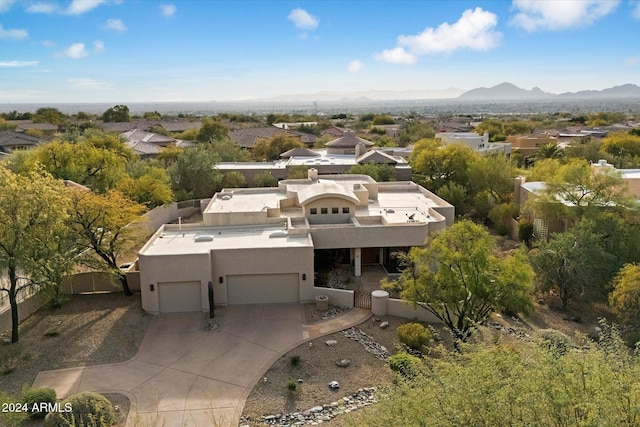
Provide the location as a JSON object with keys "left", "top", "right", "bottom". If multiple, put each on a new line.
{"left": 227, "top": 274, "right": 299, "bottom": 305}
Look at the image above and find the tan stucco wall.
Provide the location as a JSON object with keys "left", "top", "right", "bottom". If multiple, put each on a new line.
{"left": 310, "top": 222, "right": 432, "bottom": 249}
{"left": 626, "top": 177, "right": 640, "bottom": 198}
{"left": 305, "top": 197, "right": 356, "bottom": 224}
{"left": 139, "top": 252, "right": 212, "bottom": 314}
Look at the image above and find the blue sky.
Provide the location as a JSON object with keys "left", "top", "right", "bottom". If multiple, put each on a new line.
{"left": 1, "top": 0, "right": 639, "bottom": 103}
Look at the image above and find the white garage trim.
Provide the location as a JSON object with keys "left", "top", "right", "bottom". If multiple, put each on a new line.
{"left": 158, "top": 281, "right": 202, "bottom": 313}
{"left": 227, "top": 274, "right": 299, "bottom": 305}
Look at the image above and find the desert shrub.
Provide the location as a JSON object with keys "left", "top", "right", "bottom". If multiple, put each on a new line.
{"left": 397, "top": 323, "right": 432, "bottom": 351}
{"left": 389, "top": 352, "right": 422, "bottom": 379}
{"left": 0, "top": 345, "right": 31, "bottom": 375}
{"left": 44, "top": 391, "right": 115, "bottom": 427}
{"left": 518, "top": 219, "right": 535, "bottom": 246}
{"left": 625, "top": 331, "right": 640, "bottom": 348}
{"left": 287, "top": 380, "right": 298, "bottom": 393}
{"left": 22, "top": 386, "right": 57, "bottom": 419}
{"left": 535, "top": 329, "right": 571, "bottom": 355}
{"left": 290, "top": 354, "right": 301, "bottom": 367}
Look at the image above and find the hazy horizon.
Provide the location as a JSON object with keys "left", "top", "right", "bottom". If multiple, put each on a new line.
{"left": 1, "top": 1, "right": 639, "bottom": 104}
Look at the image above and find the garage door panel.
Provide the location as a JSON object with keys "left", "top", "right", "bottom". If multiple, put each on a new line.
{"left": 227, "top": 274, "right": 298, "bottom": 305}
{"left": 159, "top": 281, "right": 202, "bottom": 313}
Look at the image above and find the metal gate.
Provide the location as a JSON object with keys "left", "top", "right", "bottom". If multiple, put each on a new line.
{"left": 354, "top": 290, "right": 372, "bottom": 309}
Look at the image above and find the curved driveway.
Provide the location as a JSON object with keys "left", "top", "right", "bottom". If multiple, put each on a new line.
{"left": 33, "top": 304, "right": 372, "bottom": 426}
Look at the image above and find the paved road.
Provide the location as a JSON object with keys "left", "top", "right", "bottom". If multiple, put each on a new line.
{"left": 33, "top": 304, "right": 372, "bottom": 426}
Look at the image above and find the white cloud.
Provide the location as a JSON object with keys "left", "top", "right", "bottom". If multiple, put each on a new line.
{"left": 0, "top": 60, "right": 38, "bottom": 67}
{"left": 633, "top": 1, "right": 640, "bottom": 19}
{"left": 623, "top": 56, "right": 640, "bottom": 66}
{"left": 0, "top": 0, "right": 17, "bottom": 13}
{"left": 94, "top": 40, "right": 104, "bottom": 53}
{"left": 68, "top": 78, "right": 112, "bottom": 90}
{"left": 57, "top": 42, "right": 88, "bottom": 59}
{"left": 160, "top": 4, "right": 176, "bottom": 17}
{"left": 510, "top": 0, "right": 620, "bottom": 32}
{"left": 373, "top": 47, "right": 417, "bottom": 65}
{"left": 26, "top": 2, "right": 57, "bottom": 13}
{"left": 288, "top": 8, "right": 318, "bottom": 30}
{"left": 374, "top": 8, "right": 500, "bottom": 64}
{"left": 104, "top": 18, "right": 126, "bottom": 32}
{"left": 0, "top": 23, "right": 28, "bottom": 40}
{"left": 66, "top": 0, "right": 107, "bottom": 15}
{"left": 348, "top": 60, "right": 363, "bottom": 73}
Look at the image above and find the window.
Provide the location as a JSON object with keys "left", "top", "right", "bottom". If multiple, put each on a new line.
{"left": 342, "top": 207, "right": 350, "bottom": 214}
{"left": 310, "top": 208, "right": 317, "bottom": 215}
{"left": 321, "top": 208, "right": 328, "bottom": 214}
{"left": 332, "top": 207, "right": 339, "bottom": 214}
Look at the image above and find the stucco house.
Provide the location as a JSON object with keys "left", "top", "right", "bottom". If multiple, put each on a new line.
{"left": 436, "top": 131, "right": 511, "bottom": 156}
{"left": 138, "top": 170, "right": 454, "bottom": 314}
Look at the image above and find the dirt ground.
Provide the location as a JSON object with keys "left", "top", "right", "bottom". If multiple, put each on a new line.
{"left": 0, "top": 293, "right": 152, "bottom": 426}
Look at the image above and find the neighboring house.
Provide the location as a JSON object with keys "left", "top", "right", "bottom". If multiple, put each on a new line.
{"left": 138, "top": 170, "right": 454, "bottom": 314}
{"left": 230, "top": 127, "right": 316, "bottom": 149}
{"left": 216, "top": 132, "right": 412, "bottom": 184}
{"left": 506, "top": 132, "right": 559, "bottom": 157}
{"left": 120, "top": 129, "right": 194, "bottom": 158}
{"left": 99, "top": 120, "right": 202, "bottom": 133}
{"left": 435, "top": 131, "right": 511, "bottom": 156}
{"left": 0, "top": 131, "right": 41, "bottom": 153}
{"left": 515, "top": 160, "right": 639, "bottom": 240}
{"left": 325, "top": 131, "right": 373, "bottom": 155}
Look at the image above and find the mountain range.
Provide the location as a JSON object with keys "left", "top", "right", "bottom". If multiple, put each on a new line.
{"left": 458, "top": 82, "right": 640, "bottom": 101}
{"left": 259, "top": 83, "right": 640, "bottom": 103}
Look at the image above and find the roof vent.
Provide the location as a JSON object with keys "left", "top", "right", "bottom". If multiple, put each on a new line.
{"left": 269, "top": 230, "right": 288, "bottom": 238}
{"left": 385, "top": 208, "right": 395, "bottom": 213}
{"left": 194, "top": 235, "right": 214, "bottom": 242}
{"left": 221, "top": 194, "right": 232, "bottom": 200}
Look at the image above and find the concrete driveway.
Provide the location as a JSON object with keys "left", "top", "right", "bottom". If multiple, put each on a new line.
{"left": 33, "top": 304, "right": 372, "bottom": 426}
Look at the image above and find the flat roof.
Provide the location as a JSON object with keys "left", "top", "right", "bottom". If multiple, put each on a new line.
{"left": 140, "top": 224, "right": 313, "bottom": 256}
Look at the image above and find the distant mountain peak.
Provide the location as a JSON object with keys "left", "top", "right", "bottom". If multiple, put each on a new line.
{"left": 458, "top": 82, "right": 640, "bottom": 101}
{"left": 458, "top": 82, "right": 555, "bottom": 100}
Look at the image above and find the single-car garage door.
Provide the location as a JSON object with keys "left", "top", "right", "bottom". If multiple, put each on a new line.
{"left": 158, "top": 281, "right": 202, "bottom": 313}
{"left": 227, "top": 274, "right": 299, "bottom": 305}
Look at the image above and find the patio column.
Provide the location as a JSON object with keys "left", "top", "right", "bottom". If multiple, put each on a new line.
{"left": 354, "top": 247, "right": 362, "bottom": 277}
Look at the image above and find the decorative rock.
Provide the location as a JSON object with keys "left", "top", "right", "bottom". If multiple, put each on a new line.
{"left": 310, "top": 406, "right": 324, "bottom": 413}
{"left": 297, "top": 378, "right": 304, "bottom": 383}
{"left": 379, "top": 321, "right": 389, "bottom": 329}
{"left": 336, "top": 359, "right": 351, "bottom": 367}
{"left": 329, "top": 381, "right": 340, "bottom": 389}
{"left": 325, "top": 339, "right": 338, "bottom": 346}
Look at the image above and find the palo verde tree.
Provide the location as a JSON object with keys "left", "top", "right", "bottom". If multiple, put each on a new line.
{"left": 383, "top": 220, "right": 534, "bottom": 346}
{"left": 68, "top": 189, "right": 147, "bottom": 296}
{"left": 102, "top": 104, "right": 130, "bottom": 122}
{"left": 0, "top": 166, "right": 70, "bottom": 343}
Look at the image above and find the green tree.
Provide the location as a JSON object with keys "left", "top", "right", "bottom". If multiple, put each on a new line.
{"left": 529, "top": 221, "right": 615, "bottom": 309}
{"left": 221, "top": 171, "right": 247, "bottom": 188}
{"left": 68, "top": 189, "right": 147, "bottom": 296}
{"left": 169, "top": 144, "right": 222, "bottom": 200}
{"left": 399, "top": 121, "right": 435, "bottom": 146}
{"left": 410, "top": 138, "right": 478, "bottom": 191}
{"left": 252, "top": 171, "right": 277, "bottom": 187}
{"left": 609, "top": 263, "right": 640, "bottom": 324}
{"left": 252, "top": 134, "right": 304, "bottom": 161}
{"left": 351, "top": 326, "right": 640, "bottom": 427}
{"left": 372, "top": 115, "right": 395, "bottom": 125}
{"left": 383, "top": 220, "right": 534, "bottom": 345}
{"left": 537, "top": 159, "right": 636, "bottom": 219}
{"left": 116, "top": 160, "right": 174, "bottom": 208}
{"left": 101, "top": 104, "right": 130, "bottom": 122}
{"left": 0, "top": 166, "right": 70, "bottom": 342}
{"left": 536, "top": 142, "right": 564, "bottom": 159}
{"left": 32, "top": 107, "right": 68, "bottom": 125}
{"left": 346, "top": 163, "right": 395, "bottom": 182}
{"left": 196, "top": 117, "right": 229, "bottom": 143}
{"left": 210, "top": 137, "right": 251, "bottom": 162}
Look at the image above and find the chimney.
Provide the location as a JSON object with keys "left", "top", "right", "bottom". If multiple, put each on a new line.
{"left": 308, "top": 168, "right": 318, "bottom": 181}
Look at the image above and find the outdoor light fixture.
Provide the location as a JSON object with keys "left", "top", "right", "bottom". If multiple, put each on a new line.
{"left": 150, "top": 284, "right": 155, "bottom": 292}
